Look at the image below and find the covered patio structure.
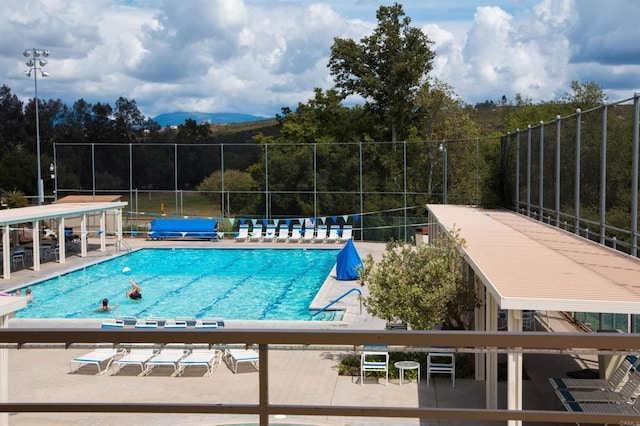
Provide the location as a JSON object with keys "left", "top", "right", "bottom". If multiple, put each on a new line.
{"left": 0, "top": 201, "right": 127, "bottom": 279}
{"left": 427, "top": 204, "right": 640, "bottom": 426}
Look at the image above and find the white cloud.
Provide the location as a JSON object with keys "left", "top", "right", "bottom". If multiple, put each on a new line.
{"left": 1, "top": 0, "right": 638, "bottom": 118}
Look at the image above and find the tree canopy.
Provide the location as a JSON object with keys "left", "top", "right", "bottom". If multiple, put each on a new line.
{"left": 328, "top": 2, "right": 435, "bottom": 142}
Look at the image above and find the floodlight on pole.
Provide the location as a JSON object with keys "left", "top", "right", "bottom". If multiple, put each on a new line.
{"left": 23, "top": 48, "right": 50, "bottom": 205}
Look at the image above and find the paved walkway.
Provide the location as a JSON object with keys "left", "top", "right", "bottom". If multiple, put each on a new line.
{"left": 2, "top": 237, "right": 595, "bottom": 425}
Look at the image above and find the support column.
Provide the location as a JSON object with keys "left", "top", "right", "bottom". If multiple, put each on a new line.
{"left": 57, "top": 218, "right": 66, "bottom": 263}
{"left": 32, "top": 220, "right": 41, "bottom": 272}
{"left": 475, "top": 275, "right": 486, "bottom": 381}
{"left": 116, "top": 209, "right": 123, "bottom": 244}
{"left": 2, "top": 225, "right": 10, "bottom": 279}
{"left": 80, "top": 214, "right": 87, "bottom": 258}
{"left": 100, "top": 212, "right": 106, "bottom": 252}
{"left": 485, "top": 294, "right": 498, "bottom": 409}
{"left": 507, "top": 310, "right": 524, "bottom": 426}
{"left": 0, "top": 314, "right": 8, "bottom": 426}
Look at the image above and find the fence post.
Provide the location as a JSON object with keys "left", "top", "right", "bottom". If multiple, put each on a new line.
{"left": 600, "top": 105, "right": 608, "bottom": 245}
{"left": 539, "top": 121, "right": 544, "bottom": 221}
{"left": 526, "top": 125, "right": 531, "bottom": 217}
{"left": 574, "top": 109, "right": 581, "bottom": 235}
{"left": 555, "top": 116, "right": 561, "bottom": 227}
{"left": 631, "top": 94, "right": 640, "bottom": 257}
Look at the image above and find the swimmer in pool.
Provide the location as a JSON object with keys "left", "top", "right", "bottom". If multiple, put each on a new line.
{"left": 126, "top": 278, "right": 142, "bottom": 300}
{"left": 99, "top": 298, "right": 118, "bottom": 311}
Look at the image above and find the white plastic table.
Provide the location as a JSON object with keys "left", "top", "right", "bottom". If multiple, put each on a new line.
{"left": 394, "top": 360, "right": 420, "bottom": 385}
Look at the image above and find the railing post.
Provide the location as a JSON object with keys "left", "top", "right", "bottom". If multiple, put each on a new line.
{"left": 575, "top": 108, "right": 581, "bottom": 235}
{"left": 259, "top": 343, "right": 269, "bottom": 426}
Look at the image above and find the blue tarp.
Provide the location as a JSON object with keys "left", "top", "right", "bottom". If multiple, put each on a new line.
{"left": 336, "top": 238, "right": 363, "bottom": 280}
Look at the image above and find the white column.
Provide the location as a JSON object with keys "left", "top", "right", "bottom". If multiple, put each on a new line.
{"left": 116, "top": 209, "right": 123, "bottom": 243}
{"left": 80, "top": 214, "right": 87, "bottom": 257}
{"left": 57, "top": 218, "right": 66, "bottom": 263}
{"left": 32, "top": 220, "right": 40, "bottom": 272}
{"left": 99, "top": 212, "right": 106, "bottom": 252}
{"left": 2, "top": 225, "right": 10, "bottom": 279}
{"left": 475, "top": 275, "right": 486, "bottom": 381}
{"left": 485, "top": 294, "right": 498, "bottom": 409}
{"left": 507, "top": 310, "right": 524, "bottom": 426}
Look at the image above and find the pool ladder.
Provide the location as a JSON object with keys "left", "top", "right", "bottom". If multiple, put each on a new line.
{"left": 115, "top": 239, "right": 132, "bottom": 253}
{"left": 312, "top": 287, "right": 362, "bottom": 317}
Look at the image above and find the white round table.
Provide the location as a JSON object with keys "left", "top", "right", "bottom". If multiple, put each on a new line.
{"left": 394, "top": 360, "right": 420, "bottom": 385}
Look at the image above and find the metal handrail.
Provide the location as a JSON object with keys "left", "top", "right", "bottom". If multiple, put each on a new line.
{"left": 1, "top": 329, "right": 640, "bottom": 425}
{"left": 312, "top": 287, "right": 362, "bottom": 317}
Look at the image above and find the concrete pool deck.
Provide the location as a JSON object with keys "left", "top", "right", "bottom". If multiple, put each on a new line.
{"left": 2, "top": 237, "right": 592, "bottom": 425}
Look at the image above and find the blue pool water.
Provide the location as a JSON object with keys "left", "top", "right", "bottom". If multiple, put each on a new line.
{"left": 15, "top": 248, "right": 340, "bottom": 320}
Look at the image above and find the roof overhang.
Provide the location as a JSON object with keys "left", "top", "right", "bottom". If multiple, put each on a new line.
{"left": 0, "top": 202, "right": 128, "bottom": 227}
{"left": 427, "top": 204, "right": 640, "bottom": 314}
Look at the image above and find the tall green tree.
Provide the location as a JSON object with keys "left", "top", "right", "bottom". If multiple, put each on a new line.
{"left": 328, "top": 2, "right": 434, "bottom": 142}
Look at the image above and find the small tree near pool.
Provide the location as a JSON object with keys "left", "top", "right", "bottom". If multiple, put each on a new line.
{"left": 360, "top": 229, "right": 479, "bottom": 330}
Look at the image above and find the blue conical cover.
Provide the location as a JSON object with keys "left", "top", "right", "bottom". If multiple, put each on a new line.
{"left": 336, "top": 239, "right": 363, "bottom": 280}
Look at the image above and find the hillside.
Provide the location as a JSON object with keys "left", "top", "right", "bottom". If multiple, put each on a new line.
{"left": 153, "top": 112, "right": 271, "bottom": 127}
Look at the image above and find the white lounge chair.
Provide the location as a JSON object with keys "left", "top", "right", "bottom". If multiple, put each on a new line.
{"left": 195, "top": 319, "right": 219, "bottom": 329}
{"left": 134, "top": 319, "right": 159, "bottom": 329}
{"left": 70, "top": 347, "right": 124, "bottom": 375}
{"left": 288, "top": 224, "right": 303, "bottom": 243}
{"left": 339, "top": 225, "right": 353, "bottom": 242}
{"left": 235, "top": 224, "right": 250, "bottom": 242}
{"left": 275, "top": 224, "right": 289, "bottom": 242}
{"left": 164, "top": 319, "right": 188, "bottom": 329}
{"left": 101, "top": 319, "right": 125, "bottom": 329}
{"left": 248, "top": 224, "right": 263, "bottom": 242}
{"left": 556, "top": 369, "right": 640, "bottom": 403}
{"left": 143, "top": 348, "right": 188, "bottom": 376}
{"left": 550, "top": 355, "right": 637, "bottom": 391}
{"left": 326, "top": 225, "right": 340, "bottom": 243}
{"left": 225, "top": 348, "right": 259, "bottom": 373}
{"left": 262, "top": 224, "right": 277, "bottom": 242}
{"left": 313, "top": 225, "right": 328, "bottom": 243}
{"left": 177, "top": 348, "right": 222, "bottom": 376}
{"left": 111, "top": 346, "right": 158, "bottom": 375}
{"left": 301, "top": 226, "right": 315, "bottom": 243}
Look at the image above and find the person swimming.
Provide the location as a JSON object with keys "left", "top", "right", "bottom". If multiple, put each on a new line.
{"left": 99, "top": 298, "right": 118, "bottom": 311}
{"left": 126, "top": 278, "right": 142, "bottom": 300}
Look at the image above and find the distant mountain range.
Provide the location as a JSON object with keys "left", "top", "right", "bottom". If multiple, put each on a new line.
{"left": 152, "top": 112, "right": 270, "bottom": 127}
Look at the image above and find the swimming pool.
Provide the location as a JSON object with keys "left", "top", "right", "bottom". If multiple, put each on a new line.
{"left": 15, "top": 248, "right": 340, "bottom": 320}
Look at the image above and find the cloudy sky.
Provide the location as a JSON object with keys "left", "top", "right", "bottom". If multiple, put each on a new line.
{"left": 1, "top": 0, "right": 639, "bottom": 120}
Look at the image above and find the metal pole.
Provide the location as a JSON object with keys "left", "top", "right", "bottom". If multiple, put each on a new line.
{"left": 34, "top": 66, "right": 43, "bottom": 205}
{"left": 600, "top": 105, "right": 608, "bottom": 245}
{"left": 515, "top": 130, "right": 520, "bottom": 212}
{"left": 174, "top": 144, "right": 178, "bottom": 215}
{"left": 476, "top": 138, "right": 480, "bottom": 206}
{"left": 526, "top": 125, "right": 531, "bottom": 217}
{"left": 52, "top": 144, "right": 58, "bottom": 202}
{"left": 403, "top": 140, "right": 407, "bottom": 242}
{"left": 129, "top": 143, "right": 133, "bottom": 234}
{"left": 313, "top": 143, "right": 317, "bottom": 221}
{"left": 221, "top": 144, "right": 225, "bottom": 218}
{"left": 265, "top": 143, "right": 269, "bottom": 220}
{"left": 359, "top": 141, "right": 363, "bottom": 241}
{"left": 539, "top": 121, "right": 544, "bottom": 221}
{"left": 631, "top": 95, "right": 640, "bottom": 256}
{"left": 555, "top": 117, "right": 561, "bottom": 226}
{"left": 91, "top": 143, "right": 96, "bottom": 201}
{"left": 575, "top": 109, "right": 582, "bottom": 235}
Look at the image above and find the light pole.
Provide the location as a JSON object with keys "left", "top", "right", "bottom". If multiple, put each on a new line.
{"left": 23, "top": 48, "right": 50, "bottom": 205}
{"left": 439, "top": 142, "right": 448, "bottom": 204}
